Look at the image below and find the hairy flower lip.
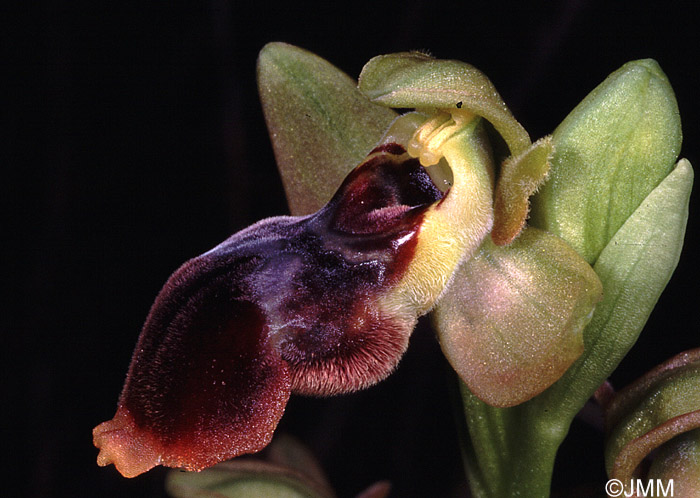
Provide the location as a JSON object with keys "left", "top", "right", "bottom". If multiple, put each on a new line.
{"left": 94, "top": 143, "right": 458, "bottom": 477}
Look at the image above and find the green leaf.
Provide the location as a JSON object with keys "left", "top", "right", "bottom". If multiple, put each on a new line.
{"left": 531, "top": 59, "right": 682, "bottom": 264}
{"left": 165, "top": 460, "right": 334, "bottom": 498}
{"left": 434, "top": 227, "right": 602, "bottom": 408}
{"left": 358, "top": 52, "right": 530, "bottom": 156}
{"left": 257, "top": 42, "right": 396, "bottom": 215}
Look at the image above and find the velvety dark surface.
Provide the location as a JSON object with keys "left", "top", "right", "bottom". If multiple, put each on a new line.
{"left": 103, "top": 146, "right": 442, "bottom": 472}
{"left": 10, "top": 1, "right": 699, "bottom": 497}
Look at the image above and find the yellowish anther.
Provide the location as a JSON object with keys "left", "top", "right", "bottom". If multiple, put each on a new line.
{"left": 384, "top": 107, "right": 494, "bottom": 319}
{"left": 408, "top": 110, "right": 477, "bottom": 166}
{"left": 407, "top": 113, "right": 450, "bottom": 159}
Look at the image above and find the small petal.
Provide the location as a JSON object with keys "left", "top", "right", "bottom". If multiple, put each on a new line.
{"left": 434, "top": 227, "right": 602, "bottom": 407}
{"left": 491, "top": 136, "right": 553, "bottom": 245}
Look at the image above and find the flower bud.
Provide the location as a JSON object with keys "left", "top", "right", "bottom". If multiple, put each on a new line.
{"left": 605, "top": 349, "right": 700, "bottom": 485}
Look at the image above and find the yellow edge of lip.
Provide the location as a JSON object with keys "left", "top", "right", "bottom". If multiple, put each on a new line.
{"left": 381, "top": 114, "right": 494, "bottom": 318}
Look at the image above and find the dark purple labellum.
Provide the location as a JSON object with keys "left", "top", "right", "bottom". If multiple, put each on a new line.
{"left": 93, "top": 144, "right": 444, "bottom": 477}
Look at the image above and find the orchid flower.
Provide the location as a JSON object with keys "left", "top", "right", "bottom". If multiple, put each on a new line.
{"left": 92, "top": 120, "right": 495, "bottom": 476}
{"left": 93, "top": 43, "right": 692, "bottom": 496}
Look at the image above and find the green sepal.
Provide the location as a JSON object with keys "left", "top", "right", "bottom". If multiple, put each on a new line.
{"left": 648, "top": 429, "right": 700, "bottom": 497}
{"left": 257, "top": 42, "right": 396, "bottom": 215}
{"left": 435, "top": 227, "right": 601, "bottom": 408}
{"left": 358, "top": 52, "right": 530, "bottom": 156}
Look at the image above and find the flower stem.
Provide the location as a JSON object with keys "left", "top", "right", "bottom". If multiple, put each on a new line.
{"left": 456, "top": 379, "right": 568, "bottom": 498}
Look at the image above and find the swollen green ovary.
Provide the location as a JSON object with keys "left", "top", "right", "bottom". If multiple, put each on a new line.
{"left": 382, "top": 119, "right": 495, "bottom": 317}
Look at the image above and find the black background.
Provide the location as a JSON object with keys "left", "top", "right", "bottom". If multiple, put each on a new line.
{"left": 9, "top": 1, "right": 699, "bottom": 497}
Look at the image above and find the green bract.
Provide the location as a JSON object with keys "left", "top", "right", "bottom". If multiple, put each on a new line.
{"left": 531, "top": 59, "right": 683, "bottom": 264}
{"left": 458, "top": 59, "right": 692, "bottom": 498}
